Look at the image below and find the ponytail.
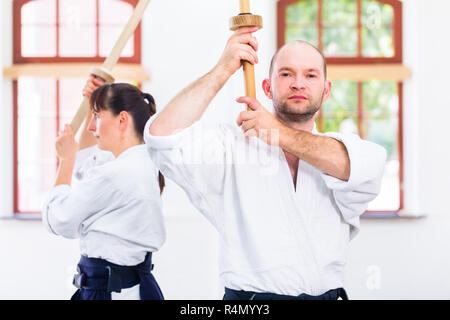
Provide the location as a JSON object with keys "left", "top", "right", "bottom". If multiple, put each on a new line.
{"left": 142, "top": 93, "right": 156, "bottom": 112}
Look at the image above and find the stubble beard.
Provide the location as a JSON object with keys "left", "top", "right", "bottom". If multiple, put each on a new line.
{"left": 273, "top": 90, "right": 324, "bottom": 124}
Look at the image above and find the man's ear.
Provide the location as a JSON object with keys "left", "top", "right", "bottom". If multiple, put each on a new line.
{"left": 262, "top": 78, "right": 273, "bottom": 100}
{"left": 322, "top": 80, "right": 332, "bottom": 103}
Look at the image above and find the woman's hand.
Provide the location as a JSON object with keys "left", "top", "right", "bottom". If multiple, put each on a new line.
{"left": 82, "top": 75, "right": 105, "bottom": 98}
{"left": 56, "top": 124, "right": 78, "bottom": 162}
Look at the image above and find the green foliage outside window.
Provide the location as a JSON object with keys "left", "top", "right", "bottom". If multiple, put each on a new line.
{"left": 362, "top": 0, "right": 394, "bottom": 57}
{"left": 317, "top": 80, "right": 398, "bottom": 160}
{"left": 284, "top": 0, "right": 401, "bottom": 211}
{"left": 286, "top": 0, "right": 318, "bottom": 45}
{"left": 286, "top": 0, "right": 398, "bottom": 160}
{"left": 363, "top": 81, "right": 398, "bottom": 159}
{"left": 322, "top": 0, "right": 358, "bottom": 56}
{"left": 286, "top": 0, "right": 394, "bottom": 57}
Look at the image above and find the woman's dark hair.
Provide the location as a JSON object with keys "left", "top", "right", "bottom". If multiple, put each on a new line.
{"left": 89, "top": 83, "right": 165, "bottom": 194}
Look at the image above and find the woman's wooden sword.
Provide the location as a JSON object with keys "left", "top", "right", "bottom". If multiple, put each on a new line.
{"left": 70, "top": 0, "right": 151, "bottom": 134}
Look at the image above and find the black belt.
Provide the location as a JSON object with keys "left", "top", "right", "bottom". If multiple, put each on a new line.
{"left": 224, "top": 287, "right": 349, "bottom": 300}
{"left": 73, "top": 253, "right": 154, "bottom": 293}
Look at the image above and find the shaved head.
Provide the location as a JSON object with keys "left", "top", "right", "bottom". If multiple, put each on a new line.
{"left": 262, "top": 40, "right": 332, "bottom": 125}
{"left": 269, "top": 41, "right": 327, "bottom": 80}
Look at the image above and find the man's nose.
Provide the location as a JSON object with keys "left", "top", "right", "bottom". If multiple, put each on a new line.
{"left": 290, "top": 76, "right": 306, "bottom": 90}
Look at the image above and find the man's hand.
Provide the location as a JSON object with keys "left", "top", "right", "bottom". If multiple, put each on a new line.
{"left": 215, "top": 26, "right": 259, "bottom": 77}
{"left": 236, "top": 96, "right": 286, "bottom": 146}
{"left": 149, "top": 27, "right": 260, "bottom": 137}
{"left": 56, "top": 124, "right": 78, "bottom": 162}
{"left": 82, "top": 75, "right": 105, "bottom": 98}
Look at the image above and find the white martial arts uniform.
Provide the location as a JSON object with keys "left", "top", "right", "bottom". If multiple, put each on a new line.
{"left": 42, "top": 144, "right": 165, "bottom": 299}
{"left": 144, "top": 117, "right": 386, "bottom": 297}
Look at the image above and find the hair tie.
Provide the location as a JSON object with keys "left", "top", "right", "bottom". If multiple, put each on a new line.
{"left": 142, "top": 93, "right": 154, "bottom": 105}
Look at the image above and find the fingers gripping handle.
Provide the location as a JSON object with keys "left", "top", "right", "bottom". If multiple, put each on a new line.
{"left": 70, "top": 0, "right": 151, "bottom": 134}
{"left": 230, "top": 0, "right": 263, "bottom": 110}
{"left": 70, "top": 67, "right": 114, "bottom": 134}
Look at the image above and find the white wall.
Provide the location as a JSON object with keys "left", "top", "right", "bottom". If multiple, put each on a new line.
{"left": 0, "top": 0, "right": 14, "bottom": 219}
{"left": 1, "top": 0, "right": 450, "bottom": 300}
{"left": 141, "top": 0, "right": 277, "bottom": 128}
{"left": 345, "top": 0, "right": 450, "bottom": 299}
{"left": 401, "top": 0, "right": 450, "bottom": 217}
{"left": 346, "top": 217, "right": 450, "bottom": 299}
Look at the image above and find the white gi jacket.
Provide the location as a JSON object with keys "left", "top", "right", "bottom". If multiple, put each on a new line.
{"left": 42, "top": 144, "right": 166, "bottom": 267}
{"left": 144, "top": 117, "right": 386, "bottom": 296}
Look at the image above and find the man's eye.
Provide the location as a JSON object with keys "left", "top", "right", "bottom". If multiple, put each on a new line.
{"left": 307, "top": 74, "right": 317, "bottom": 78}
{"left": 281, "top": 73, "right": 290, "bottom": 77}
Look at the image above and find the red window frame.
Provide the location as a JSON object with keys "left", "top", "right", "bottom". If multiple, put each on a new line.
{"left": 277, "top": 0, "right": 404, "bottom": 213}
{"left": 277, "top": 0, "right": 403, "bottom": 64}
{"left": 13, "top": 0, "right": 141, "bottom": 64}
{"left": 12, "top": 0, "right": 142, "bottom": 214}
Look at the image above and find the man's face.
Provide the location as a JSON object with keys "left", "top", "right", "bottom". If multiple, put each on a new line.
{"left": 264, "top": 42, "right": 331, "bottom": 123}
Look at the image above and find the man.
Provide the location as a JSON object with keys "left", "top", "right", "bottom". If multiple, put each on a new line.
{"left": 144, "top": 27, "right": 386, "bottom": 300}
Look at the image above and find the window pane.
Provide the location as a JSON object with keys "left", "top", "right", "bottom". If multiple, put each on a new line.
{"left": 285, "top": 0, "right": 318, "bottom": 46}
{"left": 17, "top": 78, "right": 57, "bottom": 212}
{"left": 59, "top": 0, "right": 97, "bottom": 57}
{"left": 99, "top": 0, "right": 135, "bottom": 57}
{"left": 99, "top": 0, "right": 133, "bottom": 24}
{"left": 363, "top": 80, "right": 398, "bottom": 117}
{"left": 286, "top": 0, "right": 318, "bottom": 24}
{"left": 323, "top": 0, "right": 357, "bottom": 25}
{"left": 323, "top": 80, "right": 357, "bottom": 116}
{"left": 59, "top": 26, "right": 97, "bottom": 57}
{"left": 323, "top": 26, "right": 358, "bottom": 56}
{"left": 21, "top": 0, "right": 56, "bottom": 57}
{"left": 362, "top": 80, "right": 398, "bottom": 158}
{"left": 286, "top": 27, "right": 318, "bottom": 46}
{"left": 22, "top": 26, "right": 57, "bottom": 57}
{"left": 362, "top": 0, "right": 394, "bottom": 29}
{"left": 21, "top": 0, "right": 56, "bottom": 24}
{"left": 363, "top": 80, "right": 400, "bottom": 211}
{"left": 323, "top": 116, "right": 358, "bottom": 134}
{"left": 366, "top": 118, "right": 399, "bottom": 210}
{"left": 100, "top": 27, "right": 134, "bottom": 57}
{"left": 367, "top": 118, "right": 398, "bottom": 159}
{"left": 362, "top": 27, "right": 394, "bottom": 57}
{"left": 362, "top": 0, "right": 394, "bottom": 57}
{"left": 323, "top": 0, "right": 357, "bottom": 56}
{"left": 59, "top": 78, "right": 87, "bottom": 129}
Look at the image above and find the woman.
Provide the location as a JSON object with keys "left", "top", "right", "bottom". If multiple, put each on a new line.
{"left": 42, "top": 77, "right": 165, "bottom": 300}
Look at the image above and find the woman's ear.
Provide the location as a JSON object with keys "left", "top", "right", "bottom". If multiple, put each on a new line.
{"left": 262, "top": 78, "right": 273, "bottom": 100}
{"left": 118, "top": 111, "right": 129, "bottom": 132}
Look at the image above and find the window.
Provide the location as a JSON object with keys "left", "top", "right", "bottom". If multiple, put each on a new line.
{"left": 277, "top": 0, "right": 406, "bottom": 212}
{"left": 14, "top": 0, "right": 140, "bottom": 63}
{"left": 12, "top": 0, "right": 142, "bottom": 214}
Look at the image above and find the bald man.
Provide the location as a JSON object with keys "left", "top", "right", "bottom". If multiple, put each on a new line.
{"left": 144, "top": 27, "right": 386, "bottom": 300}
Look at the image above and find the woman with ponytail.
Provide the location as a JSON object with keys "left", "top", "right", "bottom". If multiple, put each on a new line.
{"left": 42, "top": 76, "right": 165, "bottom": 300}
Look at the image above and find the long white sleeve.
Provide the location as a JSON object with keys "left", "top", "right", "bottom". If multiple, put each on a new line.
{"left": 42, "top": 169, "right": 122, "bottom": 238}
{"left": 319, "top": 132, "right": 387, "bottom": 238}
{"left": 41, "top": 145, "right": 165, "bottom": 266}
{"left": 144, "top": 116, "right": 232, "bottom": 226}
